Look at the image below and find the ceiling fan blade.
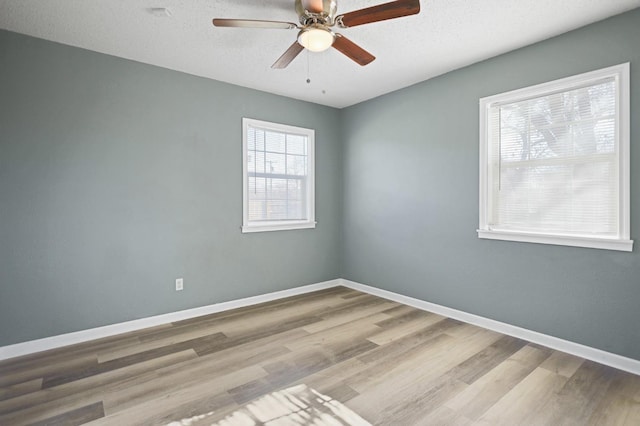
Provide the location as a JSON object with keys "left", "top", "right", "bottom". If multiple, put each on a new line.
{"left": 301, "top": 0, "right": 325, "bottom": 14}
{"left": 212, "top": 18, "right": 298, "bottom": 29}
{"left": 332, "top": 34, "right": 375, "bottom": 66}
{"left": 336, "top": 0, "right": 420, "bottom": 28}
{"left": 272, "top": 42, "right": 305, "bottom": 69}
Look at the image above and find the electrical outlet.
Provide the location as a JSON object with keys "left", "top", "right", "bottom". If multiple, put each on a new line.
{"left": 175, "top": 278, "right": 184, "bottom": 291}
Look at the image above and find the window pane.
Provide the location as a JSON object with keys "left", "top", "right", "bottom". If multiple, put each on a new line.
{"left": 265, "top": 131, "right": 286, "bottom": 153}
{"left": 287, "top": 135, "right": 307, "bottom": 155}
{"left": 247, "top": 127, "right": 255, "bottom": 151}
{"left": 500, "top": 79, "right": 616, "bottom": 162}
{"left": 248, "top": 200, "right": 265, "bottom": 221}
{"left": 248, "top": 177, "right": 266, "bottom": 198}
{"left": 497, "top": 160, "right": 617, "bottom": 235}
{"left": 266, "top": 178, "right": 288, "bottom": 200}
{"left": 288, "top": 201, "right": 303, "bottom": 220}
{"left": 247, "top": 152, "right": 255, "bottom": 173}
{"left": 287, "top": 179, "right": 302, "bottom": 200}
{"left": 252, "top": 151, "right": 265, "bottom": 174}
{"left": 266, "top": 199, "right": 287, "bottom": 220}
{"left": 265, "top": 152, "right": 286, "bottom": 175}
{"left": 593, "top": 118, "right": 615, "bottom": 153}
{"left": 251, "top": 129, "right": 265, "bottom": 151}
{"left": 286, "top": 154, "right": 307, "bottom": 176}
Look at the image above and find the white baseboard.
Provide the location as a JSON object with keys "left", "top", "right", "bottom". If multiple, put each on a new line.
{"left": 3, "top": 277, "right": 639, "bottom": 377}
{"left": 0, "top": 279, "right": 341, "bottom": 361}
{"left": 339, "top": 279, "right": 640, "bottom": 376}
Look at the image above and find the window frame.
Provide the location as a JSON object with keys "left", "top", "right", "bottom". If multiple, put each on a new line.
{"left": 242, "top": 117, "right": 316, "bottom": 233}
{"left": 478, "top": 63, "right": 632, "bottom": 252}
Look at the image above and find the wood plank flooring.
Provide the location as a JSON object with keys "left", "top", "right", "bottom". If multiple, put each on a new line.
{"left": 1, "top": 286, "right": 639, "bottom": 425}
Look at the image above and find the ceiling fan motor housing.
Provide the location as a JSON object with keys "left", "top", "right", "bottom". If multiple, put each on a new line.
{"left": 295, "top": 0, "right": 338, "bottom": 25}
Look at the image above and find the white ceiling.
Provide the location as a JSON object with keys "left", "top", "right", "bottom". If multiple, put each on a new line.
{"left": 1, "top": 0, "right": 639, "bottom": 108}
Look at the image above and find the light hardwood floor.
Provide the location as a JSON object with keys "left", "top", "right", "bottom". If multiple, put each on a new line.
{"left": 1, "top": 286, "right": 639, "bottom": 425}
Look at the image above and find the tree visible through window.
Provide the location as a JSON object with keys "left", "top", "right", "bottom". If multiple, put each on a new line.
{"left": 242, "top": 118, "right": 315, "bottom": 233}
{"left": 478, "top": 64, "right": 632, "bottom": 251}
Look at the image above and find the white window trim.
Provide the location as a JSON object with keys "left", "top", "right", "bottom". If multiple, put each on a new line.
{"left": 242, "top": 118, "right": 316, "bottom": 233}
{"left": 478, "top": 63, "right": 632, "bottom": 252}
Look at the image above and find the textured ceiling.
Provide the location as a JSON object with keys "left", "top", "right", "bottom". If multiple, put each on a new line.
{"left": 1, "top": 0, "right": 639, "bottom": 108}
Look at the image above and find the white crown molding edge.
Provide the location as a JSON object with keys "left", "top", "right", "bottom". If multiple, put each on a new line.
{"left": 338, "top": 279, "right": 640, "bottom": 376}
{"left": 0, "top": 279, "right": 341, "bottom": 361}
{"left": 3, "top": 277, "right": 639, "bottom": 377}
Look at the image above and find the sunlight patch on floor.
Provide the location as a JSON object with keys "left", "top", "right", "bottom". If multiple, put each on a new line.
{"left": 167, "top": 384, "right": 371, "bottom": 425}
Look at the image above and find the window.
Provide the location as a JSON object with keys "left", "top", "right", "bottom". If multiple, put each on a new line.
{"left": 478, "top": 63, "right": 632, "bottom": 251}
{"left": 242, "top": 118, "right": 315, "bottom": 233}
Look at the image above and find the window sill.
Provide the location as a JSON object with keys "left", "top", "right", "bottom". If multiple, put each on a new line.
{"left": 242, "top": 221, "right": 317, "bottom": 233}
{"left": 477, "top": 229, "right": 633, "bottom": 252}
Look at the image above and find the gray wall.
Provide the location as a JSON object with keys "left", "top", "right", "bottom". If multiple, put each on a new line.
{"left": 342, "top": 9, "right": 640, "bottom": 360}
{"left": 0, "top": 30, "right": 343, "bottom": 346}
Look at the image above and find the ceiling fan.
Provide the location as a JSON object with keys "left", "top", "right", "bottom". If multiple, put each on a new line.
{"left": 212, "top": 0, "right": 420, "bottom": 69}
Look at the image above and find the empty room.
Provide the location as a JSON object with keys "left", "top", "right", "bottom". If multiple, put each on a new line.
{"left": 1, "top": 0, "right": 640, "bottom": 424}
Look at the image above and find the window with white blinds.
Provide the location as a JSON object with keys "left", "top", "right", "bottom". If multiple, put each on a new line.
{"left": 242, "top": 118, "right": 315, "bottom": 233}
{"left": 478, "top": 63, "right": 632, "bottom": 251}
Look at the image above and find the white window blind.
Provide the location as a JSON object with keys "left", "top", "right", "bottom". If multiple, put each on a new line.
{"left": 479, "top": 64, "right": 632, "bottom": 251}
{"left": 242, "top": 118, "right": 315, "bottom": 233}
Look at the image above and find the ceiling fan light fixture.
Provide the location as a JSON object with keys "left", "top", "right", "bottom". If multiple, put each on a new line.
{"left": 298, "top": 26, "right": 335, "bottom": 52}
